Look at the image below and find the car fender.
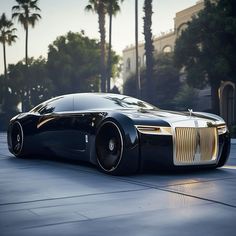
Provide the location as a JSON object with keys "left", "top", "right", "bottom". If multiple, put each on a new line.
{"left": 90, "top": 112, "right": 140, "bottom": 173}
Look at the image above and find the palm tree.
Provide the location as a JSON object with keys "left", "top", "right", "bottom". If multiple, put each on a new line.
{"left": 135, "top": 0, "right": 141, "bottom": 98}
{"left": 12, "top": 0, "right": 41, "bottom": 110}
{"left": 0, "top": 13, "right": 17, "bottom": 109}
{"left": 107, "top": 0, "right": 123, "bottom": 92}
{"left": 85, "top": 0, "right": 107, "bottom": 92}
{"left": 0, "top": 13, "right": 17, "bottom": 81}
{"left": 143, "top": 0, "right": 154, "bottom": 103}
{"left": 12, "top": 0, "right": 41, "bottom": 66}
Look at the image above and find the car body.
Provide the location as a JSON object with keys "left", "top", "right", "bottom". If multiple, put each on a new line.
{"left": 7, "top": 93, "right": 230, "bottom": 175}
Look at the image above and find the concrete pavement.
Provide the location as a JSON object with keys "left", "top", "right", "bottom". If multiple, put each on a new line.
{"left": 0, "top": 132, "right": 236, "bottom": 236}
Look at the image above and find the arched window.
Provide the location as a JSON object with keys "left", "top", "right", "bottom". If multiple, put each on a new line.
{"left": 162, "top": 45, "right": 172, "bottom": 53}
{"left": 220, "top": 82, "right": 235, "bottom": 126}
{"left": 126, "top": 58, "right": 131, "bottom": 71}
{"left": 177, "top": 23, "right": 188, "bottom": 37}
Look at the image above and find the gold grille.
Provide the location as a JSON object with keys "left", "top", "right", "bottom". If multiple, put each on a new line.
{"left": 175, "top": 127, "right": 218, "bottom": 165}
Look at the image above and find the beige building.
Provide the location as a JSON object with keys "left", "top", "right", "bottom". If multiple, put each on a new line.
{"left": 122, "top": 0, "right": 236, "bottom": 127}
{"left": 122, "top": 0, "right": 204, "bottom": 82}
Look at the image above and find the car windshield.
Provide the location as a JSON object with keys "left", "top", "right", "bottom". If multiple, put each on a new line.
{"left": 30, "top": 93, "right": 159, "bottom": 113}
{"left": 74, "top": 94, "right": 158, "bottom": 111}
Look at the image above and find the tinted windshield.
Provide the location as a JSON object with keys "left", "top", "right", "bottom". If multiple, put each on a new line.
{"left": 74, "top": 94, "right": 158, "bottom": 111}
{"left": 30, "top": 93, "right": 158, "bottom": 113}
{"left": 30, "top": 96, "right": 73, "bottom": 114}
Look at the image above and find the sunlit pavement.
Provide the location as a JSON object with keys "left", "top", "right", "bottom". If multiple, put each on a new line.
{"left": 0, "top": 132, "right": 236, "bottom": 236}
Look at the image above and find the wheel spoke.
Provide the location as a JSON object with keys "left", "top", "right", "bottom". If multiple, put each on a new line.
{"left": 96, "top": 121, "right": 123, "bottom": 172}
{"left": 103, "top": 154, "right": 119, "bottom": 168}
{"left": 14, "top": 143, "right": 20, "bottom": 151}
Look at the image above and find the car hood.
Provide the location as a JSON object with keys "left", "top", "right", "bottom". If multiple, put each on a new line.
{"left": 121, "top": 109, "right": 226, "bottom": 127}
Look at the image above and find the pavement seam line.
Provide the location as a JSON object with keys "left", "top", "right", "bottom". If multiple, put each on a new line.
{"left": 115, "top": 177, "right": 236, "bottom": 209}
{"left": 0, "top": 187, "right": 150, "bottom": 207}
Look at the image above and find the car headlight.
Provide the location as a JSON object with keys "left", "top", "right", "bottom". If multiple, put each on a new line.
{"left": 135, "top": 125, "right": 172, "bottom": 135}
{"left": 217, "top": 124, "right": 228, "bottom": 135}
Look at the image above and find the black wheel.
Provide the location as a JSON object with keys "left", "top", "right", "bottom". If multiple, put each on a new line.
{"left": 96, "top": 121, "right": 124, "bottom": 174}
{"left": 11, "top": 121, "right": 24, "bottom": 157}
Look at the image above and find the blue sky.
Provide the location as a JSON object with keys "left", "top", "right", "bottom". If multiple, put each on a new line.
{"left": 0, "top": 0, "right": 197, "bottom": 74}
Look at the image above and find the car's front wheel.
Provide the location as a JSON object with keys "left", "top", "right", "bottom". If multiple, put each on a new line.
{"left": 96, "top": 121, "right": 124, "bottom": 175}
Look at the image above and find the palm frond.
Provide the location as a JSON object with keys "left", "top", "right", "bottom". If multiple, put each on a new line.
{"left": 12, "top": 5, "right": 21, "bottom": 11}
{"left": 7, "top": 34, "right": 18, "bottom": 45}
{"left": 85, "top": 4, "right": 94, "bottom": 12}
{"left": 12, "top": 12, "right": 20, "bottom": 20}
{"left": 0, "top": 13, "right": 17, "bottom": 46}
{"left": 12, "top": 0, "right": 41, "bottom": 29}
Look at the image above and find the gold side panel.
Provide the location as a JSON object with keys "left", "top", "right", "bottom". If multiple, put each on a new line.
{"left": 175, "top": 127, "right": 218, "bottom": 165}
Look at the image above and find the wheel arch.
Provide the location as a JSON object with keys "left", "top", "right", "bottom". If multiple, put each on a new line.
{"left": 92, "top": 113, "right": 140, "bottom": 175}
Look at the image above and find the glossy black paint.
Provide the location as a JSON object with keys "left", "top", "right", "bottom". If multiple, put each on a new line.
{"left": 7, "top": 93, "right": 231, "bottom": 175}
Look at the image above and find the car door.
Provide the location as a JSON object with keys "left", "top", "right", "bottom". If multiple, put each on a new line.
{"left": 36, "top": 95, "right": 92, "bottom": 160}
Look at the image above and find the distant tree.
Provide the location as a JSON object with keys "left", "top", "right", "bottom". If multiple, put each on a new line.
{"left": 12, "top": 0, "right": 41, "bottom": 66}
{"left": 7, "top": 62, "right": 27, "bottom": 110}
{"left": 123, "top": 73, "right": 138, "bottom": 98}
{"left": 110, "top": 85, "right": 120, "bottom": 94}
{"left": 173, "top": 83, "right": 198, "bottom": 111}
{"left": 12, "top": 0, "right": 41, "bottom": 110}
{"left": 47, "top": 31, "right": 120, "bottom": 95}
{"left": 143, "top": 0, "right": 155, "bottom": 103}
{"left": 153, "top": 53, "right": 181, "bottom": 109}
{"left": 8, "top": 57, "right": 52, "bottom": 109}
{"left": 28, "top": 57, "right": 53, "bottom": 106}
{"left": 174, "top": 0, "right": 236, "bottom": 114}
{"left": 0, "top": 73, "right": 19, "bottom": 131}
{"left": 85, "top": 0, "right": 107, "bottom": 92}
{"left": 0, "top": 14, "right": 17, "bottom": 82}
{"left": 124, "top": 69, "right": 146, "bottom": 99}
{"left": 124, "top": 53, "right": 180, "bottom": 109}
{"left": 0, "top": 13, "right": 17, "bottom": 110}
{"left": 106, "top": 0, "right": 123, "bottom": 92}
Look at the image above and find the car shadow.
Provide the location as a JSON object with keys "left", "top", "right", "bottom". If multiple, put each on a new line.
{"left": 6, "top": 153, "right": 231, "bottom": 178}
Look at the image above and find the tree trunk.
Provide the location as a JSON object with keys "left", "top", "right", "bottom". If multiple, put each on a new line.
{"left": 143, "top": 0, "right": 154, "bottom": 103}
{"left": 135, "top": 0, "right": 141, "bottom": 98}
{"left": 98, "top": 2, "right": 107, "bottom": 93}
{"left": 25, "top": 26, "right": 28, "bottom": 66}
{"left": 2, "top": 42, "right": 7, "bottom": 110}
{"left": 24, "top": 26, "right": 30, "bottom": 111}
{"left": 3, "top": 43, "right": 7, "bottom": 80}
{"left": 211, "top": 82, "right": 220, "bottom": 115}
{"left": 107, "top": 2, "right": 113, "bottom": 93}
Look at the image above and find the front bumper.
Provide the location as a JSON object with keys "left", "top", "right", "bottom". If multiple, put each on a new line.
{"left": 138, "top": 130, "right": 230, "bottom": 171}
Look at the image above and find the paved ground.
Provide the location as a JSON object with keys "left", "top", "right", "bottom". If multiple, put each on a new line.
{"left": 0, "top": 132, "right": 236, "bottom": 236}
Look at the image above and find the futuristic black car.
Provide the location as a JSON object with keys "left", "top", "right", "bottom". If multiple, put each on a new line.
{"left": 7, "top": 93, "right": 230, "bottom": 175}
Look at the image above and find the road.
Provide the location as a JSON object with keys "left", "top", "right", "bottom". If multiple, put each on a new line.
{"left": 0, "top": 132, "right": 236, "bottom": 236}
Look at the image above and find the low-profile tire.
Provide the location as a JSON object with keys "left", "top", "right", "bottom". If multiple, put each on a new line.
{"left": 96, "top": 120, "right": 136, "bottom": 175}
{"left": 10, "top": 121, "right": 25, "bottom": 158}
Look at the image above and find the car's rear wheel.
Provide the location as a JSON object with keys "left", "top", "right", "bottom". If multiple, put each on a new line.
{"left": 96, "top": 121, "right": 126, "bottom": 175}
{"left": 11, "top": 121, "right": 24, "bottom": 157}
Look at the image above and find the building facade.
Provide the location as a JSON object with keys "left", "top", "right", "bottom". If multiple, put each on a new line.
{"left": 122, "top": 0, "right": 236, "bottom": 127}
{"left": 122, "top": 0, "right": 204, "bottom": 82}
